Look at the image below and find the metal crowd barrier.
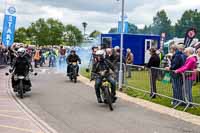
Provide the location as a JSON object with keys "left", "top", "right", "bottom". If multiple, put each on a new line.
{"left": 123, "top": 64, "right": 200, "bottom": 111}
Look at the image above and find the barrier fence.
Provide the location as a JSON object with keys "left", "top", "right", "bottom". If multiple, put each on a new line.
{"left": 122, "top": 64, "right": 200, "bottom": 111}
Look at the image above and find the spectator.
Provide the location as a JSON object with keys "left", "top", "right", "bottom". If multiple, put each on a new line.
{"left": 175, "top": 47, "right": 197, "bottom": 103}
{"left": 126, "top": 48, "right": 134, "bottom": 78}
{"left": 113, "top": 48, "right": 125, "bottom": 83}
{"left": 196, "top": 48, "right": 200, "bottom": 70}
{"left": 147, "top": 48, "right": 160, "bottom": 98}
{"left": 105, "top": 48, "right": 115, "bottom": 63}
{"left": 34, "top": 48, "right": 41, "bottom": 68}
{"left": 166, "top": 44, "right": 186, "bottom": 105}
{"left": 196, "top": 48, "right": 200, "bottom": 82}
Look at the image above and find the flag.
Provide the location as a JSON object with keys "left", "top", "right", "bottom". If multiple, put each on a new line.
{"left": 118, "top": 14, "right": 129, "bottom": 33}
{"left": 2, "top": 4, "right": 17, "bottom": 47}
{"left": 184, "top": 28, "right": 197, "bottom": 48}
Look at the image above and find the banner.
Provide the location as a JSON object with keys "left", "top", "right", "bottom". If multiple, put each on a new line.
{"left": 118, "top": 14, "right": 129, "bottom": 33}
{"left": 184, "top": 27, "right": 197, "bottom": 48}
{"left": 2, "top": 5, "right": 17, "bottom": 47}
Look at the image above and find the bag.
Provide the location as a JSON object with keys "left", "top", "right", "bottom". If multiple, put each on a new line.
{"left": 162, "top": 72, "right": 171, "bottom": 84}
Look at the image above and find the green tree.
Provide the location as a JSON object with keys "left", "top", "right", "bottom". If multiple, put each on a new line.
{"left": 151, "top": 10, "right": 173, "bottom": 40}
{"left": 46, "top": 18, "right": 64, "bottom": 45}
{"left": 63, "top": 24, "right": 83, "bottom": 46}
{"left": 14, "top": 27, "right": 28, "bottom": 43}
{"left": 128, "top": 23, "right": 138, "bottom": 34}
{"left": 89, "top": 30, "right": 101, "bottom": 38}
{"left": 175, "top": 9, "right": 200, "bottom": 39}
{"left": 27, "top": 18, "right": 65, "bottom": 46}
{"left": 140, "top": 25, "right": 152, "bottom": 34}
{"left": 27, "top": 18, "right": 49, "bottom": 46}
{"left": 108, "top": 28, "right": 118, "bottom": 33}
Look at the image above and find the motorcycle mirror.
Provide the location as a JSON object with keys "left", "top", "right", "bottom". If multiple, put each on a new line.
{"left": 86, "top": 68, "right": 90, "bottom": 73}
{"left": 34, "top": 73, "right": 38, "bottom": 76}
{"left": 5, "top": 73, "right": 9, "bottom": 76}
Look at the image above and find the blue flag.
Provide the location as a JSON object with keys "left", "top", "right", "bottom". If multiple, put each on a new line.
{"left": 2, "top": 5, "right": 17, "bottom": 47}
{"left": 118, "top": 14, "right": 129, "bottom": 33}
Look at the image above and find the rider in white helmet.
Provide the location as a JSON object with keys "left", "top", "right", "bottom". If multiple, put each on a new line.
{"left": 11, "top": 47, "right": 33, "bottom": 92}
{"left": 92, "top": 50, "right": 117, "bottom": 103}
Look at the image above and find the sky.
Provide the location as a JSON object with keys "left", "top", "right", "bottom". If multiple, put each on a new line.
{"left": 0, "top": 0, "right": 200, "bottom": 34}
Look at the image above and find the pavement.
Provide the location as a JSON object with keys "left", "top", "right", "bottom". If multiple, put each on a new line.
{"left": 14, "top": 67, "right": 200, "bottom": 133}
{"left": 0, "top": 68, "right": 55, "bottom": 133}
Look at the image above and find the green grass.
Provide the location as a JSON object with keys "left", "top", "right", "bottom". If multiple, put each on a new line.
{"left": 80, "top": 68, "right": 200, "bottom": 116}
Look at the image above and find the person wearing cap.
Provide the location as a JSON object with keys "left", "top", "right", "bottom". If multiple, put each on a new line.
{"left": 175, "top": 47, "right": 197, "bottom": 103}
{"left": 126, "top": 48, "right": 134, "bottom": 78}
{"left": 147, "top": 48, "right": 160, "bottom": 98}
{"left": 166, "top": 44, "right": 186, "bottom": 105}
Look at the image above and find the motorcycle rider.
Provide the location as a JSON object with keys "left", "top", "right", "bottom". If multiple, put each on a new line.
{"left": 92, "top": 50, "right": 117, "bottom": 103}
{"left": 11, "top": 48, "right": 33, "bottom": 92}
{"left": 66, "top": 49, "right": 81, "bottom": 76}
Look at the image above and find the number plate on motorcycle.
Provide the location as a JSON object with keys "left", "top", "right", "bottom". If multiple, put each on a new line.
{"left": 18, "top": 76, "right": 25, "bottom": 79}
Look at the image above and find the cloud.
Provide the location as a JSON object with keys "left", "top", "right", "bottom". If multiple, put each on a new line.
{"left": 0, "top": 0, "right": 200, "bottom": 34}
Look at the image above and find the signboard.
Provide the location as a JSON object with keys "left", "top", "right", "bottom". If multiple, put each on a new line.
{"left": 118, "top": 14, "right": 129, "bottom": 33}
{"left": 2, "top": 5, "right": 17, "bottom": 47}
{"left": 184, "top": 28, "right": 197, "bottom": 48}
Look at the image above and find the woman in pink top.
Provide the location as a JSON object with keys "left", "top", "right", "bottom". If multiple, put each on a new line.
{"left": 175, "top": 47, "right": 197, "bottom": 103}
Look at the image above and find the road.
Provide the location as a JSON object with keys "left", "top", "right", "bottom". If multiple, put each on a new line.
{"left": 20, "top": 67, "right": 200, "bottom": 133}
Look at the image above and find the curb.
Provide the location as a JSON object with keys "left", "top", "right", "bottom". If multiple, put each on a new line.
{"left": 6, "top": 72, "right": 58, "bottom": 133}
{"left": 79, "top": 75, "right": 200, "bottom": 126}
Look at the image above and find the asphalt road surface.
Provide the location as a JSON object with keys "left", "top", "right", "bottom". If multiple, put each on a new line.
{"left": 20, "top": 67, "right": 200, "bottom": 133}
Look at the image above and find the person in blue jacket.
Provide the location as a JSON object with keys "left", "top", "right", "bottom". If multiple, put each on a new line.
{"left": 166, "top": 44, "right": 186, "bottom": 106}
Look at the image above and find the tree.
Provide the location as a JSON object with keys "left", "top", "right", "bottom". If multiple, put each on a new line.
{"left": 140, "top": 25, "right": 152, "bottom": 34}
{"left": 89, "top": 30, "right": 101, "bottom": 38}
{"left": 175, "top": 9, "right": 200, "bottom": 39}
{"left": 14, "top": 27, "right": 28, "bottom": 43}
{"left": 46, "top": 18, "right": 64, "bottom": 45}
{"left": 151, "top": 10, "right": 173, "bottom": 40}
{"left": 82, "top": 22, "right": 88, "bottom": 36}
{"left": 27, "top": 18, "right": 64, "bottom": 46}
{"left": 108, "top": 28, "right": 118, "bottom": 33}
{"left": 128, "top": 23, "right": 138, "bottom": 34}
{"left": 63, "top": 24, "right": 83, "bottom": 46}
{"left": 27, "top": 18, "right": 49, "bottom": 46}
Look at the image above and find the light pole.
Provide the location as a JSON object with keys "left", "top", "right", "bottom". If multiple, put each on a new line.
{"left": 118, "top": 0, "right": 125, "bottom": 91}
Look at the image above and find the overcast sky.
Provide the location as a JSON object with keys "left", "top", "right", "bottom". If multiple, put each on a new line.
{"left": 0, "top": 0, "right": 200, "bottom": 33}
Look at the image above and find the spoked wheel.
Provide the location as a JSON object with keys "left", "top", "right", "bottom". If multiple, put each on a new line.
{"left": 104, "top": 87, "right": 113, "bottom": 111}
{"left": 19, "top": 80, "right": 24, "bottom": 99}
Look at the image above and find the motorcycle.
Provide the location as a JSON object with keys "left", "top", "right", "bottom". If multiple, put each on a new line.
{"left": 68, "top": 62, "right": 78, "bottom": 83}
{"left": 92, "top": 70, "right": 114, "bottom": 111}
{"left": 5, "top": 69, "right": 37, "bottom": 99}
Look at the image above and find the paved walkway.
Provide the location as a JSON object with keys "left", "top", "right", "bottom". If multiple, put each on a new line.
{"left": 20, "top": 68, "right": 200, "bottom": 133}
{"left": 0, "top": 69, "right": 46, "bottom": 133}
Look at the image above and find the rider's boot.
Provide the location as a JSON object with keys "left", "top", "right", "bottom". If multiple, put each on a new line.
{"left": 112, "top": 93, "right": 117, "bottom": 103}
{"left": 97, "top": 97, "right": 103, "bottom": 103}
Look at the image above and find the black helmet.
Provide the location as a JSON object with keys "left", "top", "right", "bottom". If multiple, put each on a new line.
{"left": 70, "top": 49, "right": 76, "bottom": 53}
